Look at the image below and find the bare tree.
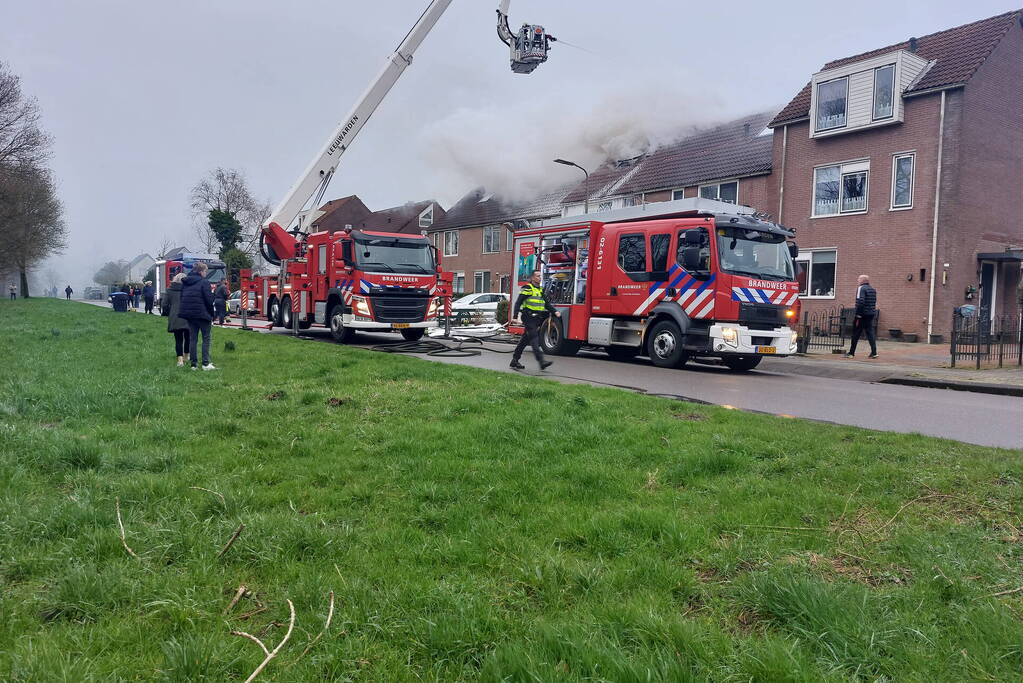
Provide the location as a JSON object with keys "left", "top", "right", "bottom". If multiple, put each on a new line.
{"left": 93, "top": 260, "right": 129, "bottom": 287}
{"left": 190, "top": 168, "right": 270, "bottom": 254}
{"left": 0, "top": 162, "right": 66, "bottom": 296}
{"left": 0, "top": 62, "right": 51, "bottom": 167}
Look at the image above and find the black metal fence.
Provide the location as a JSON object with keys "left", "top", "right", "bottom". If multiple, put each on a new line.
{"left": 950, "top": 311, "right": 1022, "bottom": 368}
{"left": 797, "top": 306, "right": 849, "bottom": 353}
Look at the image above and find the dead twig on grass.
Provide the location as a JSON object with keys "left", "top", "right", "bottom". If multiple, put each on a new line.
{"left": 189, "top": 486, "right": 226, "bottom": 507}
{"left": 298, "top": 591, "right": 335, "bottom": 659}
{"left": 218, "top": 523, "right": 245, "bottom": 558}
{"left": 224, "top": 584, "right": 248, "bottom": 615}
{"left": 990, "top": 586, "right": 1023, "bottom": 598}
{"left": 232, "top": 599, "right": 296, "bottom": 683}
{"left": 115, "top": 497, "right": 139, "bottom": 559}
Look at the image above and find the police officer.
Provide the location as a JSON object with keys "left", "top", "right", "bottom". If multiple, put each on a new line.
{"left": 510, "top": 270, "right": 560, "bottom": 370}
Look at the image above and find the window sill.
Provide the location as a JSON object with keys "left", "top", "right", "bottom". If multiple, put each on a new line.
{"left": 481, "top": 250, "right": 499, "bottom": 255}
{"left": 889, "top": 205, "right": 913, "bottom": 212}
{"left": 443, "top": 253, "right": 458, "bottom": 258}
{"left": 810, "top": 211, "right": 868, "bottom": 220}
{"left": 799, "top": 295, "right": 836, "bottom": 300}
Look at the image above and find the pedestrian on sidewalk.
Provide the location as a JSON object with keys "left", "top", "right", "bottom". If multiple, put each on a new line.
{"left": 143, "top": 281, "right": 155, "bottom": 314}
{"left": 8, "top": 284, "right": 15, "bottom": 300}
{"left": 179, "top": 262, "right": 217, "bottom": 370}
{"left": 846, "top": 274, "right": 878, "bottom": 359}
{"left": 160, "top": 272, "right": 190, "bottom": 366}
{"left": 132, "top": 285, "right": 141, "bottom": 310}
{"left": 509, "top": 270, "right": 560, "bottom": 371}
{"left": 64, "top": 285, "right": 73, "bottom": 300}
{"left": 213, "top": 278, "right": 229, "bottom": 326}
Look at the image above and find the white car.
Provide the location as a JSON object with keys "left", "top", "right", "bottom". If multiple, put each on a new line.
{"left": 449, "top": 292, "right": 509, "bottom": 319}
{"left": 227, "top": 290, "right": 259, "bottom": 315}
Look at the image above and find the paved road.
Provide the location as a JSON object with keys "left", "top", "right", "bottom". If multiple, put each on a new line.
{"left": 269, "top": 326, "right": 1023, "bottom": 450}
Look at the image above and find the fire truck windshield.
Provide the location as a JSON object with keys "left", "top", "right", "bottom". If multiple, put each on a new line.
{"left": 354, "top": 237, "right": 436, "bottom": 275}
{"left": 715, "top": 228, "right": 794, "bottom": 281}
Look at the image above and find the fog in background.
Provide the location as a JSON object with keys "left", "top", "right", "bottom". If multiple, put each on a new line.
{"left": 2, "top": 0, "right": 1012, "bottom": 290}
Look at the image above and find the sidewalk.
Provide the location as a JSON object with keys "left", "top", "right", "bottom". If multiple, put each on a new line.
{"left": 760, "top": 340, "right": 1023, "bottom": 395}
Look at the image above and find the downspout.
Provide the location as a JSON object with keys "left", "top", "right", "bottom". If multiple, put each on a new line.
{"left": 926, "top": 90, "right": 946, "bottom": 343}
{"left": 777, "top": 125, "right": 788, "bottom": 221}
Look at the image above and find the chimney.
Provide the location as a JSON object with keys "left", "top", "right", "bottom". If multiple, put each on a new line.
{"left": 743, "top": 122, "right": 751, "bottom": 138}
{"left": 908, "top": 36, "right": 918, "bottom": 52}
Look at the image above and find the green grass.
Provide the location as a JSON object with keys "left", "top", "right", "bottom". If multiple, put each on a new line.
{"left": 1, "top": 299, "right": 1022, "bottom": 681}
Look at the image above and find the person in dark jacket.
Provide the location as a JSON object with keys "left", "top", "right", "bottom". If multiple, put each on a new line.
{"left": 160, "top": 273, "right": 190, "bottom": 366}
{"left": 64, "top": 285, "right": 73, "bottom": 300}
{"left": 132, "top": 284, "right": 141, "bottom": 309}
{"left": 846, "top": 274, "right": 878, "bottom": 359}
{"left": 143, "top": 281, "right": 156, "bottom": 314}
{"left": 213, "top": 279, "right": 230, "bottom": 325}
{"left": 509, "top": 270, "right": 560, "bottom": 371}
{"left": 179, "top": 262, "right": 216, "bottom": 370}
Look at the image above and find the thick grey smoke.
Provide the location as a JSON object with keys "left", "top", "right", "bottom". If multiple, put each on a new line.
{"left": 418, "top": 82, "right": 726, "bottom": 204}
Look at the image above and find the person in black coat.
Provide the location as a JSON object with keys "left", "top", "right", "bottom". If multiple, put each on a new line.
{"left": 179, "top": 262, "right": 216, "bottom": 370}
{"left": 160, "top": 273, "right": 190, "bottom": 366}
{"left": 143, "top": 281, "right": 156, "bottom": 314}
{"left": 213, "top": 279, "right": 230, "bottom": 325}
{"left": 846, "top": 274, "right": 878, "bottom": 359}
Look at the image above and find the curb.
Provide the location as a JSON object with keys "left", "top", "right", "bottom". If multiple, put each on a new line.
{"left": 878, "top": 376, "right": 1023, "bottom": 397}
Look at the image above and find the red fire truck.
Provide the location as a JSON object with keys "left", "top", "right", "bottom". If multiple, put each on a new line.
{"left": 240, "top": 225, "right": 441, "bottom": 342}
{"left": 153, "top": 253, "right": 227, "bottom": 301}
{"left": 509, "top": 198, "right": 801, "bottom": 371}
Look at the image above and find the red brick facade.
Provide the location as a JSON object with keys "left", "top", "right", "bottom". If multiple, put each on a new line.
{"left": 433, "top": 225, "right": 516, "bottom": 295}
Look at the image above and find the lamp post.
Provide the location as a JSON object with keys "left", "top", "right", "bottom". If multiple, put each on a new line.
{"left": 554, "top": 159, "right": 590, "bottom": 214}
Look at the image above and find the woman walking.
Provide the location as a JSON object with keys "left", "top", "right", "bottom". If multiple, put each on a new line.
{"left": 160, "top": 272, "right": 190, "bottom": 366}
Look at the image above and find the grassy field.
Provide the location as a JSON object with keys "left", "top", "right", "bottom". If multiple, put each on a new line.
{"left": 1, "top": 299, "right": 1022, "bottom": 681}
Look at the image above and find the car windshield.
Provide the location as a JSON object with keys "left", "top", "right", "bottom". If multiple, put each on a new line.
{"left": 355, "top": 237, "right": 435, "bottom": 275}
{"left": 715, "top": 227, "right": 794, "bottom": 281}
{"left": 204, "top": 266, "right": 227, "bottom": 283}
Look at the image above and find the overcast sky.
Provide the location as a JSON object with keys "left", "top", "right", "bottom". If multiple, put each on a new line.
{"left": 3, "top": 0, "right": 1014, "bottom": 288}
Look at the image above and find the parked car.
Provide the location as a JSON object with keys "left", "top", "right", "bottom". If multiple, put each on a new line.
{"left": 84, "top": 286, "right": 104, "bottom": 300}
{"left": 449, "top": 292, "right": 509, "bottom": 319}
{"left": 227, "top": 290, "right": 258, "bottom": 315}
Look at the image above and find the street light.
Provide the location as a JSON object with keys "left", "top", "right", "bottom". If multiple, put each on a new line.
{"left": 553, "top": 158, "right": 590, "bottom": 214}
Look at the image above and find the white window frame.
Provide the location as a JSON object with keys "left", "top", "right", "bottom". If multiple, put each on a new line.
{"left": 473, "top": 270, "right": 490, "bottom": 293}
{"left": 872, "top": 64, "right": 896, "bottom": 122}
{"left": 418, "top": 204, "right": 434, "bottom": 228}
{"left": 671, "top": 189, "right": 687, "bottom": 201}
{"left": 452, "top": 271, "right": 465, "bottom": 295}
{"left": 890, "top": 152, "right": 915, "bottom": 210}
{"left": 815, "top": 76, "right": 849, "bottom": 132}
{"left": 443, "top": 230, "right": 459, "bottom": 257}
{"left": 698, "top": 180, "right": 739, "bottom": 204}
{"left": 482, "top": 225, "right": 501, "bottom": 254}
{"left": 795, "top": 249, "right": 838, "bottom": 300}
{"left": 812, "top": 160, "right": 870, "bottom": 218}
{"left": 506, "top": 225, "right": 514, "bottom": 251}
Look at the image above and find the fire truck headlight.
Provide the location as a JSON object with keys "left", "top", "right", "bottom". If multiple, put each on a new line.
{"left": 427, "top": 297, "right": 439, "bottom": 316}
{"left": 721, "top": 327, "right": 738, "bottom": 345}
{"left": 352, "top": 296, "right": 371, "bottom": 317}
{"left": 785, "top": 308, "right": 795, "bottom": 319}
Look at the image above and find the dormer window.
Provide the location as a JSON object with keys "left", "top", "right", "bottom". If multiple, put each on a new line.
{"left": 418, "top": 204, "right": 434, "bottom": 228}
{"left": 872, "top": 65, "right": 895, "bottom": 120}
{"left": 816, "top": 78, "right": 848, "bottom": 131}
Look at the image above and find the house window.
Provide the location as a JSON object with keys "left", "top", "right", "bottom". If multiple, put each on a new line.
{"left": 816, "top": 77, "right": 848, "bottom": 131}
{"left": 813, "top": 161, "right": 869, "bottom": 216}
{"left": 473, "top": 271, "right": 490, "bottom": 293}
{"left": 873, "top": 65, "right": 895, "bottom": 120}
{"left": 452, "top": 272, "right": 465, "bottom": 295}
{"left": 672, "top": 189, "right": 686, "bottom": 201}
{"left": 698, "top": 181, "right": 738, "bottom": 204}
{"left": 597, "top": 200, "right": 614, "bottom": 212}
{"left": 617, "top": 233, "right": 646, "bottom": 273}
{"left": 443, "top": 230, "right": 459, "bottom": 257}
{"left": 499, "top": 274, "right": 511, "bottom": 293}
{"left": 506, "top": 226, "right": 514, "bottom": 251}
{"left": 483, "top": 225, "right": 501, "bottom": 253}
{"left": 624, "top": 194, "right": 643, "bottom": 207}
{"left": 418, "top": 204, "right": 434, "bottom": 228}
{"left": 795, "top": 250, "right": 837, "bottom": 298}
{"left": 891, "top": 153, "right": 915, "bottom": 209}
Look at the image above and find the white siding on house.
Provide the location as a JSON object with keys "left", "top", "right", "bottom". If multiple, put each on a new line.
{"left": 809, "top": 50, "right": 930, "bottom": 139}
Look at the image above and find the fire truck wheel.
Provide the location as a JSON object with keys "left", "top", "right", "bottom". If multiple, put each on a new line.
{"left": 722, "top": 355, "right": 763, "bottom": 372}
{"left": 328, "top": 303, "right": 355, "bottom": 343}
{"left": 647, "top": 320, "right": 687, "bottom": 368}
{"left": 400, "top": 328, "right": 425, "bottom": 342}
{"left": 280, "top": 297, "right": 293, "bottom": 329}
{"left": 540, "top": 315, "right": 581, "bottom": 356}
{"left": 269, "top": 298, "right": 282, "bottom": 325}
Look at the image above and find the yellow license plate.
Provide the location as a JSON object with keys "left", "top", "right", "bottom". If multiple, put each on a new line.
{"left": 757, "top": 346, "right": 776, "bottom": 354}
{"left": 392, "top": 323, "right": 410, "bottom": 329}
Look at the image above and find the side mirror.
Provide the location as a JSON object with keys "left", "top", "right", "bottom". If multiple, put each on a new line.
{"left": 788, "top": 242, "right": 799, "bottom": 258}
{"left": 682, "top": 246, "right": 702, "bottom": 272}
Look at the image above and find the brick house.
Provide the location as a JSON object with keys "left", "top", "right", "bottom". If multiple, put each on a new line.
{"left": 769, "top": 10, "right": 1023, "bottom": 341}
{"left": 428, "top": 186, "right": 570, "bottom": 295}
{"left": 311, "top": 195, "right": 444, "bottom": 235}
{"left": 561, "top": 111, "right": 776, "bottom": 216}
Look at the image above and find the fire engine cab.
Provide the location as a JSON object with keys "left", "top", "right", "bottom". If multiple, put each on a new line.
{"left": 509, "top": 198, "right": 801, "bottom": 371}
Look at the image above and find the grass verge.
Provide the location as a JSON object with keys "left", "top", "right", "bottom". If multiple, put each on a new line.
{"left": 1, "top": 299, "right": 1022, "bottom": 681}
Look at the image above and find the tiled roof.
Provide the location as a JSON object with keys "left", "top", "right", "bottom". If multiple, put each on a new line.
{"left": 431, "top": 184, "right": 573, "bottom": 231}
{"left": 615, "top": 112, "right": 775, "bottom": 195}
{"left": 561, "top": 156, "right": 648, "bottom": 204}
{"left": 771, "top": 10, "right": 1022, "bottom": 126}
{"left": 361, "top": 200, "right": 443, "bottom": 234}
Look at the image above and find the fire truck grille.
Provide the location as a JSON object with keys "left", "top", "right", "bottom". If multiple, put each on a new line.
{"left": 369, "top": 295, "right": 428, "bottom": 323}
{"left": 738, "top": 302, "right": 783, "bottom": 329}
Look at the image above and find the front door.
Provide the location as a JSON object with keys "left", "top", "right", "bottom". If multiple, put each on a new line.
{"left": 979, "top": 261, "right": 996, "bottom": 332}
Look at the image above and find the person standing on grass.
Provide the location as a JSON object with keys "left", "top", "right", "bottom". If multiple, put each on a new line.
{"left": 160, "top": 272, "right": 190, "bottom": 366}
{"left": 8, "top": 284, "right": 15, "bottom": 300}
{"left": 143, "top": 280, "right": 155, "bottom": 314}
{"left": 845, "top": 274, "right": 878, "bottom": 359}
{"left": 179, "top": 262, "right": 217, "bottom": 370}
{"left": 509, "top": 270, "right": 560, "bottom": 371}
{"left": 213, "top": 278, "right": 230, "bottom": 326}
{"left": 133, "top": 285, "right": 142, "bottom": 310}
{"left": 64, "top": 285, "right": 73, "bottom": 300}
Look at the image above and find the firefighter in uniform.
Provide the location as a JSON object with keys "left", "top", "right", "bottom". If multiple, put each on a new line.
{"left": 510, "top": 270, "right": 560, "bottom": 370}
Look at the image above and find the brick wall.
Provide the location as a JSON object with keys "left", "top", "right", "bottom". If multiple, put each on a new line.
{"left": 432, "top": 225, "right": 516, "bottom": 294}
